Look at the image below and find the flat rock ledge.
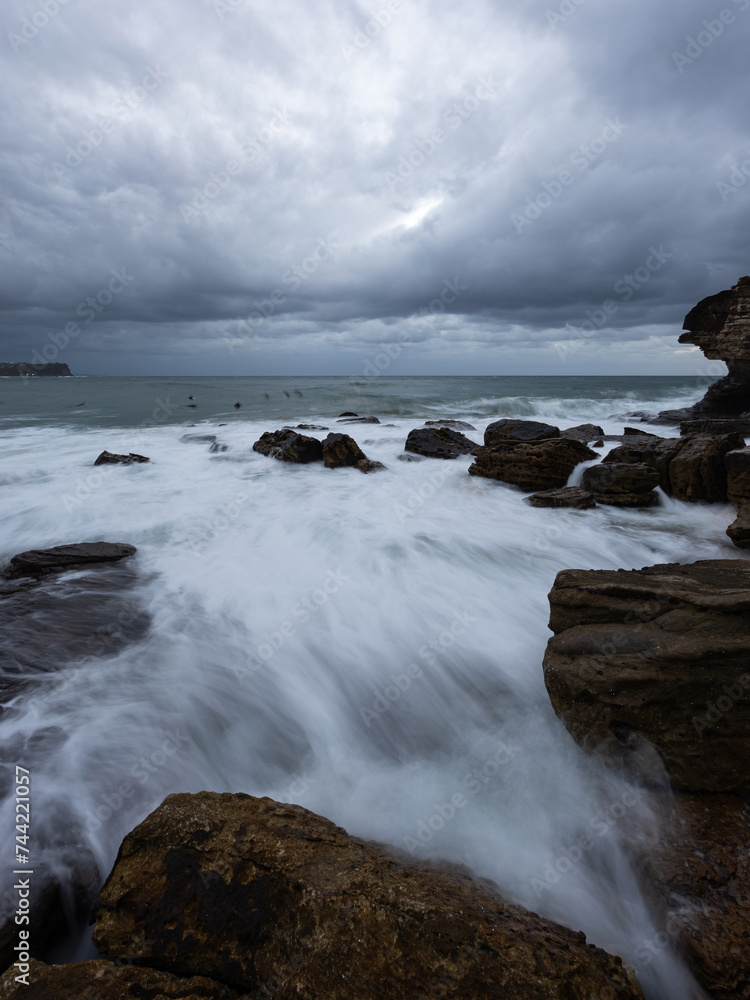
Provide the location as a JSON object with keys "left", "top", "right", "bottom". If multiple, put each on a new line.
{"left": 543, "top": 559, "right": 750, "bottom": 793}
{"left": 91, "top": 792, "right": 644, "bottom": 1000}
{"left": 3, "top": 543, "right": 137, "bottom": 580}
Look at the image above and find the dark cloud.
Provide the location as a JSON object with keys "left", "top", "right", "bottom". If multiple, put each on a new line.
{"left": 1, "top": 0, "right": 748, "bottom": 374}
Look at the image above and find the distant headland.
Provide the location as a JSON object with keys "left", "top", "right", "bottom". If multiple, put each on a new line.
{"left": 0, "top": 362, "right": 72, "bottom": 376}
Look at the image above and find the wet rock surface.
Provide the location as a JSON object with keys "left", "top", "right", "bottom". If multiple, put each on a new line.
{"left": 424, "top": 418, "right": 476, "bottom": 431}
{"left": 469, "top": 439, "right": 596, "bottom": 491}
{"left": 543, "top": 559, "right": 750, "bottom": 792}
{"left": 525, "top": 486, "right": 597, "bottom": 509}
{"left": 322, "top": 433, "right": 384, "bottom": 473}
{"left": 92, "top": 792, "right": 644, "bottom": 1000}
{"left": 0, "top": 959, "right": 241, "bottom": 999}
{"left": 93, "top": 451, "right": 149, "bottom": 466}
{"left": 632, "top": 792, "right": 750, "bottom": 1000}
{"left": 727, "top": 505, "right": 750, "bottom": 547}
{"left": 560, "top": 424, "right": 605, "bottom": 443}
{"left": 580, "top": 463, "right": 660, "bottom": 507}
{"left": 484, "top": 418, "right": 560, "bottom": 445}
{"left": 252, "top": 430, "right": 323, "bottom": 464}
{"left": 336, "top": 415, "right": 380, "bottom": 424}
{"left": 405, "top": 426, "right": 479, "bottom": 459}
{"left": 3, "top": 543, "right": 137, "bottom": 580}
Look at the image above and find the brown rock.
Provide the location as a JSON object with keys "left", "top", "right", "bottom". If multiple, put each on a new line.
{"left": 0, "top": 959, "right": 239, "bottom": 999}
{"left": 676, "top": 275, "right": 750, "bottom": 417}
{"left": 580, "top": 463, "right": 659, "bottom": 507}
{"left": 525, "top": 486, "right": 597, "bottom": 509}
{"left": 322, "top": 433, "right": 383, "bottom": 473}
{"left": 681, "top": 417, "right": 750, "bottom": 435}
{"left": 92, "top": 792, "right": 644, "bottom": 1000}
{"left": 405, "top": 426, "right": 478, "bottom": 459}
{"left": 727, "top": 504, "right": 750, "bottom": 548}
{"left": 337, "top": 416, "right": 380, "bottom": 424}
{"left": 543, "top": 559, "right": 750, "bottom": 792}
{"left": 469, "top": 439, "right": 596, "bottom": 491}
{"left": 424, "top": 419, "right": 476, "bottom": 431}
{"left": 603, "top": 433, "right": 744, "bottom": 502}
{"left": 632, "top": 792, "right": 750, "bottom": 1000}
{"left": 93, "top": 451, "right": 149, "bottom": 466}
{"left": 484, "top": 419, "right": 560, "bottom": 445}
{"left": 560, "top": 424, "right": 605, "bottom": 443}
{"left": 726, "top": 448, "right": 750, "bottom": 505}
{"left": 252, "top": 430, "right": 323, "bottom": 464}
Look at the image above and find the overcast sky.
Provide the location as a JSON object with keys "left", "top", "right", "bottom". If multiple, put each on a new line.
{"left": 1, "top": 0, "right": 749, "bottom": 376}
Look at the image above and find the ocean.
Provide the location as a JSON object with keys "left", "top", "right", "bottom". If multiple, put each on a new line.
{"left": 0, "top": 375, "right": 737, "bottom": 999}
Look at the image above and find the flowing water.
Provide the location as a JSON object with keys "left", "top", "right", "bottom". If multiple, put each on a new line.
{"left": 0, "top": 375, "right": 742, "bottom": 998}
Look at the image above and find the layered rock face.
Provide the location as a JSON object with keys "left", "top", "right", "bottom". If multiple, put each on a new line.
{"left": 405, "top": 426, "right": 478, "bottom": 459}
{"left": 470, "top": 438, "right": 596, "bottom": 491}
{"left": 677, "top": 275, "right": 750, "bottom": 418}
{"left": 92, "top": 792, "right": 644, "bottom": 1000}
{"left": 543, "top": 560, "right": 750, "bottom": 792}
{"left": 580, "top": 463, "right": 659, "bottom": 507}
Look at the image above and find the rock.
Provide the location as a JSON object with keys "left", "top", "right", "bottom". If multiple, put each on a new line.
{"left": 726, "top": 448, "right": 750, "bottom": 505}
{"left": 674, "top": 276, "right": 750, "bottom": 417}
{"left": 398, "top": 453, "right": 423, "bottom": 462}
{"left": 580, "top": 463, "right": 660, "bottom": 507}
{"left": 647, "top": 407, "right": 693, "bottom": 425}
{"left": 632, "top": 792, "right": 750, "bottom": 1000}
{"left": 252, "top": 430, "right": 323, "bottom": 464}
{"left": 727, "top": 504, "right": 750, "bottom": 548}
{"left": 525, "top": 487, "right": 597, "bottom": 509}
{"left": 180, "top": 434, "right": 217, "bottom": 443}
{"left": 405, "top": 427, "right": 479, "bottom": 459}
{"left": 484, "top": 419, "right": 560, "bottom": 445}
{"left": 209, "top": 441, "right": 228, "bottom": 453}
{"left": 592, "top": 439, "right": 604, "bottom": 448}
{"left": 3, "top": 543, "right": 137, "bottom": 580}
{"left": 0, "top": 362, "right": 71, "bottom": 376}
{"left": 322, "top": 433, "right": 383, "bottom": 473}
{"left": 93, "top": 451, "right": 149, "bottom": 466}
{"left": 622, "top": 427, "right": 660, "bottom": 438}
{"left": 336, "top": 416, "right": 380, "bottom": 424}
{"left": 0, "top": 959, "right": 240, "bottom": 999}
{"left": 424, "top": 419, "right": 476, "bottom": 431}
{"left": 681, "top": 417, "right": 750, "bottom": 436}
{"left": 92, "top": 792, "right": 644, "bottom": 1000}
{"left": 543, "top": 559, "right": 750, "bottom": 792}
{"left": 337, "top": 411, "right": 358, "bottom": 417}
{"left": 602, "top": 433, "right": 744, "bottom": 502}
{"left": 560, "top": 424, "right": 604, "bottom": 443}
{"left": 291, "top": 423, "right": 328, "bottom": 431}
{"left": 469, "top": 439, "right": 596, "bottom": 491}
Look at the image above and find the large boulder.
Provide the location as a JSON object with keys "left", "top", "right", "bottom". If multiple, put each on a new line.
{"left": 580, "top": 463, "right": 659, "bottom": 507}
{"left": 543, "top": 560, "right": 750, "bottom": 792}
{"left": 92, "top": 793, "right": 644, "bottom": 1000}
{"left": 405, "top": 427, "right": 478, "bottom": 459}
{"left": 469, "top": 439, "right": 596, "bottom": 491}
{"left": 602, "top": 433, "right": 744, "bottom": 502}
{"left": 674, "top": 275, "right": 750, "bottom": 417}
{"left": 484, "top": 419, "right": 560, "bottom": 445}
{"left": 3, "top": 543, "right": 136, "bottom": 580}
{"left": 726, "top": 448, "right": 750, "bottom": 505}
{"left": 0, "top": 959, "right": 239, "bottom": 999}
{"left": 632, "top": 792, "right": 750, "bottom": 1000}
{"left": 253, "top": 430, "right": 323, "bottom": 464}
{"left": 322, "top": 433, "right": 384, "bottom": 473}
{"left": 681, "top": 417, "right": 750, "bottom": 436}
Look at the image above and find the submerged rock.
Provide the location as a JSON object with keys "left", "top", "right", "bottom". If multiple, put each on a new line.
{"left": 337, "top": 415, "right": 380, "bottom": 424}
{"left": 580, "top": 463, "right": 660, "bottom": 507}
{"left": 469, "top": 439, "right": 596, "bottom": 491}
{"left": 484, "top": 419, "right": 560, "bottom": 445}
{"left": 543, "top": 559, "right": 750, "bottom": 792}
{"left": 92, "top": 792, "right": 644, "bottom": 1000}
{"left": 424, "top": 418, "right": 476, "bottom": 431}
{"left": 253, "top": 429, "right": 323, "bottom": 464}
{"left": 93, "top": 451, "right": 149, "bottom": 466}
{"left": 0, "top": 959, "right": 240, "bottom": 999}
{"left": 525, "top": 486, "right": 597, "bottom": 509}
{"left": 3, "top": 543, "right": 136, "bottom": 580}
{"left": 405, "top": 426, "right": 478, "bottom": 459}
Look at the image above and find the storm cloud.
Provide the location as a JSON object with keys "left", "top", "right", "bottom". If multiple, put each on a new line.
{"left": 1, "top": 0, "right": 748, "bottom": 374}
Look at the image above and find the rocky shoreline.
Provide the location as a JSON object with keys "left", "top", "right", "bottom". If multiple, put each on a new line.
{"left": 1, "top": 280, "right": 749, "bottom": 997}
